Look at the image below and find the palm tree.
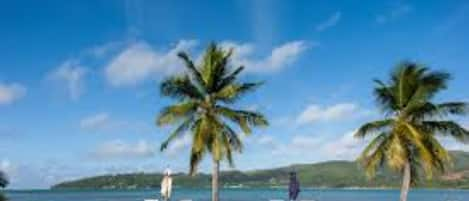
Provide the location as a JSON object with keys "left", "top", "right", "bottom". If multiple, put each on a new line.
{"left": 0, "top": 171, "right": 7, "bottom": 189}
{"left": 355, "top": 62, "right": 469, "bottom": 201}
{"left": 0, "top": 171, "right": 8, "bottom": 201}
{"left": 156, "top": 43, "right": 268, "bottom": 201}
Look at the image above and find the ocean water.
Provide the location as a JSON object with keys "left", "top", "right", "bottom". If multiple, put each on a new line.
{"left": 4, "top": 188, "right": 469, "bottom": 201}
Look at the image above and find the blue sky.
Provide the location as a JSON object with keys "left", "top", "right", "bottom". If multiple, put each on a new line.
{"left": 1, "top": 0, "right": 469, "bottom": 189}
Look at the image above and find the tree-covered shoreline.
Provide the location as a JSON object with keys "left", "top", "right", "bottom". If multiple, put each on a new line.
{"left": 53, "top": 151, "right": 469, "bottom": 190}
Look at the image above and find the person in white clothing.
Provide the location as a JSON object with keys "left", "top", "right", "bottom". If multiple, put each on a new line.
{"left": 160, "top": 168, "right": 173, "bottom": 201}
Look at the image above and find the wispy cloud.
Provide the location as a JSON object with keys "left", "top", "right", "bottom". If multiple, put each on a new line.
{"left": 79, "top": 112, "right": 152, "bottom": 134}
{"left": 86, "top": 41, "right": 124, "bottom": 58}
{"left": 221, "top": 40, "right": 311, "bottom": 73}
{"left": 89, "top": 139, "right": 156, "bottom": 160}
{"left": 251, "top": 130, "right": 363, "bottom": 161}
{"left": 104, "top": 40, "right": 197, "bottom": 87}
{"left": 80, "top": 113, "right": 111, "bottom": 131}
{"left": 316, "top": 11, "right": 342, "bottom": 32}
{"left": 0, "top": 82, "right": 26, "bottom": 105}
{"left": 0, "top": 159, "right": 16, "bottom": 178}
{"left": 438, "top": 136, "right": 469, "bottom": 152}
{"left": 321, "top": 130, "right": 367, "bottom": 160}
{"left": 248, "top": 0, "right": 277, "bottom": 46}
{"left": 376, "top": 4, "right": 413, "bottom": 24}
{"left": 105, "top": 40, "right": 310, "bottom": 87}
{"left": 47, "top": 60, "right": 88, "bottom": 101}
{"left": 433, "top": 3, "right": 469, "bottom": 34}
{"left": 296, "top": 103, "right": 372, "bottom": 125}
{"left": 164, "top": 135, "right": 192, "bottom": 156}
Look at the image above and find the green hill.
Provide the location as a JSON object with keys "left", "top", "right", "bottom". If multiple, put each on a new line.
{"left": 52, "top": 151, "right": 469, "bottom": 189}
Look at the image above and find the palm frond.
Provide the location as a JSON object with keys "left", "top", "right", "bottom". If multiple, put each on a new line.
{"left": 220, "top": 131, "right": 235, "bottom": 167}
{"left": 177, "top": 51, "right": 206, "bottom": 90}
{"left": 385, "top": 133, "right": 408, "bottom": 171}
{"left": 359, "top": 132, "right": 388, "bottom": 159}
{"left": 422, "top": 120, "right": 469, "bottom": 142}
{"left": 403, "top": 122, "right": 435, "bottom": 178}
{"left": 355, "top": 119, "right": 394, "bottom": 138}
{"left": 373, "top": 79, "right": 398, "bottom": 113}
{"left": 360, "top": 134, "right": 389, "bottom": 178}
{"left": 156, "top": 101, "right": 198, "bottom": 126}
{"left": 220, "top": 122, "right": 243, "bottom": 152}
{"left": 189, "top": 118, "right": 206, "bottom": 175}
{"left": 160, "top": 75, "right": 204, "bottom": 101}
{"left": 216, "top": 106, "right": 268, "bottom": 134}
{"left": 422, "top": 134, "right": 451, "bottom": 173}
{"left": 215, "top": 82, "right": 263, "bottom": 103}
{"left": 215, "top": 66, "right": 244, "bottom": 92}
{"left": 409, "top": 102, "right": 468, "bottom": 121}
{"left": 200, "top": 43, "right": 225, "bottom": 90}
{"left": 160, "top": 117, "right": 195, "bottom": 151}
{"left": 436, "top": 102, "right": 469, "bottom": 115}
{"left": 418, "top": 70, "right": 450, "bottom": 99}
{"left": 210, "top": 48, "right": 233, "bottom": 93}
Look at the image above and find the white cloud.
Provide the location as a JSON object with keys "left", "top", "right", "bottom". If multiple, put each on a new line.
{"left": 297, "top": 103, "right": 371, "bottom": 125}
{"left": 90, "top": 140, "right": 156, "bottom": 160}
{"left": 463, "top": 121, "right": 469, "bottom": 130}
{"left": 165, "top": 135, "right": 192, "bottom": 156}
{"left": 104, "top": 40, "right": 309, "bottom": 87}
{"left": 291, "top": 135, "right": 322, "bottom": 149}
{"left": 0, "top": 83, "right": 26, "bottom": 105}
{"left": 251, "top": 134, "right": 322, "bottom": 156}
{"left": 316, "top": 11, "right": 342, "bottom": 32}
{"left": 256, "top": 130, "right": 365, "bottom": 163}
{"left": 2, "top": 159, "right": 177, "bottom": 189}
{"left": 376, "top": 4, "right": 413, "bottom": 24}
{"left": 0, "top": 159, "right": 16, "bottom": 177}
{"left": 221, "top": 41, "right": 310, "bottom": 73}
{"left": 105, "top": 40, "right": 197, "bottom": 87}
{"left": 80, "top": 113, "right": 110, "bottom": 130}
{"left": 256, "top": 135, "right": 275, "bottom": 146}
{"left": 79, "top": 113, "right": 152, "bottom": 134}
{"left": 47, "top": 60, "right": 88, "bottom": 100}
{"left": 86, "top": 41, "right": 123, "bottom": 58}
{"left": 438, "top": 136, "right": 469, "bottom": 152}
{"left": 321, "top": 130, "right": 366, "bottom": 160}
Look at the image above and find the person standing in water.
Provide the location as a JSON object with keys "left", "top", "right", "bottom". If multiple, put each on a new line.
{"left": 160, "top": 168, "right": 173, "bottom": 201}
{"left": 288, "top": 171, "right": 300, "bottom": 201}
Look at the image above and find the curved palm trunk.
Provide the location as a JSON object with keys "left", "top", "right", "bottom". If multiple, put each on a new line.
{"left": 399, "top": 162, "right": 411, "bottom": 201}
{"left": 212, "top": 160, "right": 220, "bottom": 201}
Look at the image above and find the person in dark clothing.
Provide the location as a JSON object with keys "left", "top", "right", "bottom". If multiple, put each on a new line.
{"left": 288, "top": 171, "right": 300, "bottom": 201}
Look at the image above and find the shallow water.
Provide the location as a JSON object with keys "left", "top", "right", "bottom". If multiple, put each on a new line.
{"left": 4, "top": 188, "right": 469, "bottom": 201}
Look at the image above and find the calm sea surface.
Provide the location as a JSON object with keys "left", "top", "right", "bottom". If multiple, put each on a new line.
{"left": 4, "top": 188, "right": 469, "bottom": 201}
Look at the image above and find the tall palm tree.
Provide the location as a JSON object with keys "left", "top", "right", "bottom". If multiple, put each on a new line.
{"left": 0, "top": 171, "right": 7, "bottom": 189}
{"left": 0, "top": 171, "right": 8, "bottom": 201}
{"left": 355, "top": 62, "right": 469, "bottom": 201}
{"left": 156, "top": 43, "right": 268, "bottom": 201}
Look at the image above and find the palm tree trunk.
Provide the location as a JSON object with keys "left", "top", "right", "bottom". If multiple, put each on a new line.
{"left": 399, "top": 162, "right": 411, "bottom": 201}
{"left": 212, "top": 159, "right": 220, "bottom": 201}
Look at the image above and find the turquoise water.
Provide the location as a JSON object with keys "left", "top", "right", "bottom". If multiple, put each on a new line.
{"left": 4, "top": 188, "right": 469, "bottom": 201}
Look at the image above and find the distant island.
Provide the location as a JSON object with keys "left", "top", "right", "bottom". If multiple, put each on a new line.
{"left": 53, "top": 151, "right": 469, "bottom": 190}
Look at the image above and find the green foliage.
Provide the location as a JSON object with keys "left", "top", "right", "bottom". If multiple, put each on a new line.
{"left": 355, "top": 62, "right": 469, "bottom": 184}
{"left": 0, "top": 172, "right": 7, "bottom": 189}
{"left": 52, "top": 151, "right": 469, "bottom": 189}
{"left": 0, "top": 171, "right": 7, "bottom": 201}
{"left": 157, "top": 43, "right": 268, "bottom": 175}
